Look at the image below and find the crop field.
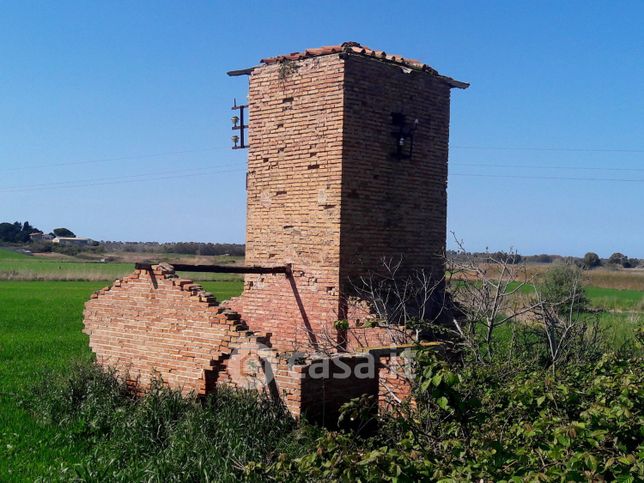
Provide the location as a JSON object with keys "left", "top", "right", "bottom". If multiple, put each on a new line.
{"left": 0, "top": 249, "right": 642, "bottom": 480}
{"left": 0, "top": 248, "right": 244, "bottom": 282}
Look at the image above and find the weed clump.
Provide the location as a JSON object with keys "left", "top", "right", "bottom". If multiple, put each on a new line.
{"left": 33, "top": 363, "right": 319, "bottom": 481}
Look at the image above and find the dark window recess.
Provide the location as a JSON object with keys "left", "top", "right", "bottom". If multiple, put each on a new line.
{"left": 390, "top": 112, "right": 419, "bottom": 160}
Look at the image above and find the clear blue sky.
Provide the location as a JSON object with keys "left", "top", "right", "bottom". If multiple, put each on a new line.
{"left": 1, "top": 1, "right": 643, "bottom": 257}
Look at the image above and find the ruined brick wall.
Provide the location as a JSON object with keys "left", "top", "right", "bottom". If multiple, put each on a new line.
{"left": 215, "top": 337, "right": 308, "bottom": 418}
{"left": 340, "top": 54, "right": 451, "bottom": 285}
{"left": 230, "top": 54, "right": 346, "bottom": 351}
{"left": 83, "top": 267, "right": 246, "bottom": 395}
{"left": 84, "top": 265, "right": 415, "bottom": 420}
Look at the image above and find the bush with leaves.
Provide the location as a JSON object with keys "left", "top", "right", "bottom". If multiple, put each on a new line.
{"left": 29, "top": 340, "right": 643, "bottom": 482}
{"left": 263, "top": 346, "right": 643, "bottom": 482}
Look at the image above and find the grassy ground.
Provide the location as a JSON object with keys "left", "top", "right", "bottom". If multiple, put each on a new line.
{"left": 0, "top": 253, "right": 642, "bottom": 479}
{"left": 586, "top": 285, "right": 644, "bottom": 311}
{"left": 0, "top": 279, "right": 243, "bottom": 481}
{"left": 0, "top": 281, "right": 102, "bottom": 480}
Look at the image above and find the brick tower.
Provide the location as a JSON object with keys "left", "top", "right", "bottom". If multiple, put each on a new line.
{"left": 227, "top": 42, "right": 468, "bottom": 352}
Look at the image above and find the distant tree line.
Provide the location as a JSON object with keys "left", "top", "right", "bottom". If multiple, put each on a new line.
{"left": 100, "top": 241, "right": 245, "bottom": 257}
{"left": 448, "top": 249, "right": 641, "bottom": 269}
{"left": 0, "top": 221, "right": 244, "bottom": 257}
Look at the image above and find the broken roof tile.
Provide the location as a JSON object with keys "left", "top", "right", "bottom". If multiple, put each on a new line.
{"left": 259, "top": 41, "right": 469, "bottom": 89}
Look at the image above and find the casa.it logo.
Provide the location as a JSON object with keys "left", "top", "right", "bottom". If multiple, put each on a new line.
{"left": 225, "top": 343, "right": 415, "bottom": 387}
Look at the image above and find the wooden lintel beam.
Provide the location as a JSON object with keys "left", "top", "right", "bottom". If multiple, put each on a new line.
{"left": 134, "top": 262, "right": 290, "bottom": 275}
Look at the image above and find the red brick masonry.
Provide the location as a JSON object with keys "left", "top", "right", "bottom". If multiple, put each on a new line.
{"left": 232, "top": 46, "right": 466, "bottom": 353}
{"left": 84, "top": 264, "right": 415, "bottom": 420}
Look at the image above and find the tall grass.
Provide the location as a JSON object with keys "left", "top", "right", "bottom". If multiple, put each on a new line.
{"left": 584, "top": 269, "right": 644, "bottom": 291}
{"left": 32, "top": 363, "right": 320, "bottom": 481}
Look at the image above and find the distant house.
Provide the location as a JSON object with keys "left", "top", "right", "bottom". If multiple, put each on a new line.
{"left": 29, "top": 231, "right": 53, "bottom": 242}
{"left": 52, "top": 236, "right": 92, "bottom": 246}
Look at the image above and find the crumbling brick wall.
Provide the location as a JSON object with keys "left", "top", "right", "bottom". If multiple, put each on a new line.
{"left": 83, "top": 266, "right": 245, "bottom": 395}
{"left": 377, "top": 352, "right": 415, "bottom": 411}
{"left": 84, "top": 267, "right": 415, "bottom": 419}
{"left": 84, "top": 266, "right": 405, "bottom": 418}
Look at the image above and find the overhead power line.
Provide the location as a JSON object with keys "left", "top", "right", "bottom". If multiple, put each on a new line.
{"left": 0, "top": 146, "right": 231, "bottom": 172}
{"left": 4, "top": 168, "right": 642, "bottom": 195}
{"left": 452, "top": 145, "right": 644, "bottom": 154}
{"left": 449, "top": 172, "right": 644, "bottom": 183}
{"left": 451, "top": 162, "right": 644, "bottom": 172}
{"left": 1, "top": 164, "right": 238, "bottom": 191}
{"left": 0, "top": 165, "right": 244, "bottom": 194}
{"left": 3, "top": 144, "right": 642, "bottom": 174}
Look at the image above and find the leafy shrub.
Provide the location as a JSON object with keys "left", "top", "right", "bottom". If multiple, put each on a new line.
{"left": 265, "top": 349, "right": 643, "bottom": 482}
{"left": 31, "top": 341, "right": 643, "bottom": 481}
{"left": 536, "top": 264, "right": 589, "bottom": 312}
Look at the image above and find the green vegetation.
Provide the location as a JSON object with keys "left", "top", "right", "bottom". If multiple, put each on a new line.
{"left": 0, "top": 247, "right": 244, "bottom": 282}
{"left": 51, "top": 227, "right": 75, "bottom": 238}
{"left": 201, "top": 280, "right": 244, "bottom": 301}
{"left": 608, "top": 252, "right": 640, "bottom": 269}
{"left": 22, "top": 348, "right": 640, "bottom": 481}
{"left": 0, "top": 259, "right": 642, "bottom": 480}
{"left": 34, "top": 367, "right": 315, "bottom": 481}
{"left": 0, "top": 279, "right": 244, "bottom": 481}
{"left": 0, "top": 247, "right": 28, "bottom": 259}
{"left": 269, "top": 348, "right": 643, "bottom": 481}
{"left": 587, "top": 286, "right": 644, "bottom": 311}
{"left": 0, "top": 281, "right": 104, "bottom": 479}
{"left": 583, "top": 251, "right": 601, "bottom": 268}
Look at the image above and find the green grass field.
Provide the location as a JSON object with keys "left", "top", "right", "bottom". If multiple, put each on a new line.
{"left": 0, "top": 247, "right": 243, "bottom": 282}
{"left": 0, "top": 279, "right": 243, "bottom": 480}
{"left": 0, "top": 281, "right": 102, "bottom": 480}
{"left": 586, "top": 285, "right": 644, "bottom": 311}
